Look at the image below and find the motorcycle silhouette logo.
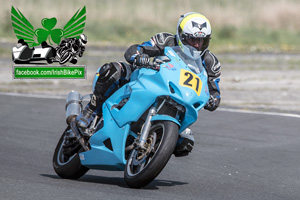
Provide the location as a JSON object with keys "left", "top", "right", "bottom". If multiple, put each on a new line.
{"left": 11, "top": 6, "right": 87, "bottom": 64}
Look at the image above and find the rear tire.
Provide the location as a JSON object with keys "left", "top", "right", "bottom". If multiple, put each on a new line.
{"left": 124, "top": 121, "right": 178, "bottom": 188}
{"left": 52, "top": 127, "right": 89, "bottom": 179}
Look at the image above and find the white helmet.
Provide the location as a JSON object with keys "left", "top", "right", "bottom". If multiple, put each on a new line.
{"left": 79, "top": 34, "right": 87, "bottom": 46}
{"left": 176, "top": 12, "right": 212, "bottom": 58}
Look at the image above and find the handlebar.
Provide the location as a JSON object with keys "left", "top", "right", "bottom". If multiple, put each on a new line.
{"left": 135, "top": 62, "right": 160, "bottom": 71}
{"left": 135, "top": 56, "right": 170, "bottom": 71}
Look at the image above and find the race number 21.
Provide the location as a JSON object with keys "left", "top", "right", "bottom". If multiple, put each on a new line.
{"left": 179, "top": 69, "right": 202, "bottom": 96}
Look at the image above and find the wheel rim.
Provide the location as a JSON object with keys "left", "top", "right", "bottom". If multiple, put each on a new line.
{"left": 60, "top": 51, "right": 71, "bottom": 64}
{"left": 126, "top": 123, "right": 165, "bottom": 176}
{"left": 56, "top": 131, "right": 77, "bottom": 166}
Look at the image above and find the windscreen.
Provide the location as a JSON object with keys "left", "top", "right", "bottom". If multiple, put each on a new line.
{"left": 171, "top": 46, "right": 203, "bottom": 74}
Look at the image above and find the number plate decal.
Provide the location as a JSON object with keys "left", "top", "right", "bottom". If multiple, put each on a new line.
{"left": 179, "top": 69, "right": 202, "bottom": 96}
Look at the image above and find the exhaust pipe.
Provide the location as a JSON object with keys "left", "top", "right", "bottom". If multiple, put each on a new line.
{"left": 65, "top": 91, "right": 82, "bottom": 125}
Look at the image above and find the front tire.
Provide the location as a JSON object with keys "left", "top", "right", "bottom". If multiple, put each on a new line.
{"left": 124, "top": 121, "right": 178, "bottom": 188}
{"left": 52, "top": 126, "right": 89, "bottom": 179}
{"left": 59, "top": 51, "right": 72, "bottom": 64}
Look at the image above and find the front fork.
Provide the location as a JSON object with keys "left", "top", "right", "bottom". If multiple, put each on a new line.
{"left": 137, "top": 107, "right": 157, "bottom": 149}
{"left": 71, "top": 106, "right": 157, "bottom": 153}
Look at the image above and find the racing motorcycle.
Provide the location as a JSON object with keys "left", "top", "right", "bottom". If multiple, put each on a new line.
{"left": 52, "top": 45, "right": 210, "bottom": 188}
{"left": 55, "top": 41, "right": 85, "bottom": 65}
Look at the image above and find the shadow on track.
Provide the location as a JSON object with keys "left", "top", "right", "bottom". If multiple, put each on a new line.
{"left": 41, "top": 174, "right": 188, "bottom": 189}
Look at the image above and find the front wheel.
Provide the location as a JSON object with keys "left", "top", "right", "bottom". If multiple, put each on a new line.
{"left": 124, "top": 121, "right": 179, "bottom": 188}
{"left": 52, "top": 126, "right": 89, "bottom": 179}
{"left": 59, "top": 51, "right": 72, "bottom": 64}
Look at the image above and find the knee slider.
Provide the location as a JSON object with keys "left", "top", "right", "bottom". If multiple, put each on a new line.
{"left": 98, "top": 63, "right": 112, "bottom": 81}
{"left": 98, "top": 62, "right": 122, "bottom": 82}
{"left": 94, "top": 62, "right": 122, "bottom": 97}
{"left": 109, "top": 62, "right": 122, "bottom": 81}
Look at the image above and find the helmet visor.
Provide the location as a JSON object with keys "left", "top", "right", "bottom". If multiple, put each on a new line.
{"left": 80, "top": 39, "right": 87, "bottom": 44}
{"left": 182, "top": 34, "right": 210, "bottom": 52}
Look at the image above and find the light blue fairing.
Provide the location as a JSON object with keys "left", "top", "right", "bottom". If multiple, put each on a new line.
{"left": 80, "top": 47, "right": 210, "bottom": 170}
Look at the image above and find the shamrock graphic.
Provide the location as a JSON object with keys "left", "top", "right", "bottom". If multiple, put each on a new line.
{"left": 35, "top": 18, "right": 63, "bottom": 45}
{"left": 11, "top": 6, "right": 86, "bottom": 47}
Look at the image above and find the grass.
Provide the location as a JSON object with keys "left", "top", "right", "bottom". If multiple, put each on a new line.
{"left": 2, "top": 0, "right": 300, "bottom": 52}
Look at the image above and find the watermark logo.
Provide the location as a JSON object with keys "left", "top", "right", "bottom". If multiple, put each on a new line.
{"left": 11, "top": 6, "right": 86, "bottom": 47}
{"left": 11, "top": 6, "right": 87, "bottom": 79}
{"left": 13, "top": 65, "right": 86, "bottom": 79}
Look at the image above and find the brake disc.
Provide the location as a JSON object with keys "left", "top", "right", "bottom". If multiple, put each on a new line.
{"left": 132, "top": 132, "right": 157, "bottom": 166}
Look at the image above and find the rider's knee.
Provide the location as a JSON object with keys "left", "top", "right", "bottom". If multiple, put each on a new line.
{"left": 98, "top": 63, "right": 112, "bottom": 82}
{"left": 98, "top": 62, "right": 122, "bottom": 82}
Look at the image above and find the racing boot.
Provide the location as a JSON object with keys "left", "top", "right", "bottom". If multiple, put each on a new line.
{"left": 173, "top": 128, "right": 195, "bottom": 157}
{"left": 75, "top": 93, "right": 105, "bottom": 129}
{"left": 76, "top": 91, "right": 105, "bottom": 129}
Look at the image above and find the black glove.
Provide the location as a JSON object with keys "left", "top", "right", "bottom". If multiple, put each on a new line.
{"left": 134, "top": 54, "right": 150, "bottom": 66}
{"left": 204, "top": 95, "right": 219, "bottom": 111}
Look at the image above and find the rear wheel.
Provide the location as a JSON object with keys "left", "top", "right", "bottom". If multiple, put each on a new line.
{"left": 52, "top": 127, "right": 89, "bottom": 179}
{"left": 124, "top": 121, "right": 178, "bottom": 188}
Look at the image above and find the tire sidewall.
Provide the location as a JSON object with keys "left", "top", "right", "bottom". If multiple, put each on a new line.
{"left": 124, "top": 121, "right": 179, "bottom": 188}
{"left": 52, "top": 127, "right": 88, "bottom": 179}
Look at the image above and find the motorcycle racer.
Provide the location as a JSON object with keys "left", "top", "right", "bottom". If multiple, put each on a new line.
{"left": 55, "top": 34, "right": 87, "bottom": 64}
{"left": 125, "top": 12, "right": 221, "bottom": 112}
{"left": 76, "top": 12, "right": 221, "bottom": 156}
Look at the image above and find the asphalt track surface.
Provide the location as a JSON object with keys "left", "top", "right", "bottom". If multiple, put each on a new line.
{"left": 1, "top": 93, "right": 299, "bottom": 200}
